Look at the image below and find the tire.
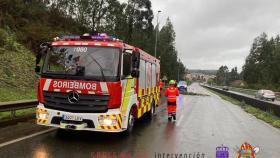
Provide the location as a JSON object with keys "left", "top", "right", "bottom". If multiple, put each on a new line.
{"left": 147, "top": 101, "right": 156, "bottom": 119}
{"left": 123, "top": 108, "right": 135, "bottom": 135}
{"left": 272, "top": 99, "right": 275, "bottom": 102}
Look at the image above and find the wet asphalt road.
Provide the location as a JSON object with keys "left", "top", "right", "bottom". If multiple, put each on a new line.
{"left": 1, "top": 83, "right": 280, "bottom": 158}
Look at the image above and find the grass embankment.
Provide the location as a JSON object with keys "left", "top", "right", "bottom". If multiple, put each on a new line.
{"left": 207, "top": 88, "right": 280, "bottom": 128}
{"left": 0, "top": 29, "right": 37, "bottom": 120}
{"left": 0, "top": 88, "right": 36, "bottom": 102}
{"left": 0, "top": 28, "right": 37, "bottom": 102}
{"left": 0, "top": 108, "right": 35, "bottom": 120}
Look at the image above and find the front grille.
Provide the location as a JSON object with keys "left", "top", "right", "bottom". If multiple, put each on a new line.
{"left": 43, "top": 91, "right": 109, "bottom": 113}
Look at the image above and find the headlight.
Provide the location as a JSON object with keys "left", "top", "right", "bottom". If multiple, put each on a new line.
{"left": 98, "top": 115, "right": 118, "bottom": 126}
{"left": 38, "top": 113, "right": 48, "bottom": 120}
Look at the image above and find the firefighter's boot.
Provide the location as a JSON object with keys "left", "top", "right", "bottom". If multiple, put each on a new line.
{"left": 172, "top": 113, "right": 176, "bottom": 121}
{"left": 168, "top": 113, "right": 172, "bottom": 121}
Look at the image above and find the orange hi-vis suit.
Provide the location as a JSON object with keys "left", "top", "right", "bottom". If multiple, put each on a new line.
{"left": 164, "top": 85, "right": 179, "bottom": 116}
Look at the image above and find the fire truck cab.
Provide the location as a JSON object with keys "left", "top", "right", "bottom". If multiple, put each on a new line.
{"left": 35, "top": 33, "right": 160, "bottom": 133}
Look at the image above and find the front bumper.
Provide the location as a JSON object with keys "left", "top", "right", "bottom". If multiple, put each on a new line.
{"left": 36, "top": 103, "right": 126, "bottom": 132}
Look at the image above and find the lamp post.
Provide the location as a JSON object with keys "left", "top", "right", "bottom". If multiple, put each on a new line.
{"left": 177, "top": 58, "right": 180, "bottom": 81}
{"left": 154, "top": 10, "right": 162, "bottom": 58}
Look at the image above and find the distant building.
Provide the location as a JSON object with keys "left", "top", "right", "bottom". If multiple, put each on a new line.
{"left": 186, "top": 73, "right": 215, "bottom": 82}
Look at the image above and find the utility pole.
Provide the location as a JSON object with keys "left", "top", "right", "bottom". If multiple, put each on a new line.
{"left": 154, "top": 10, "right": 162, "bottom": 58}
{"left": 177, "top": 58, "right": 180, "bottom": 81}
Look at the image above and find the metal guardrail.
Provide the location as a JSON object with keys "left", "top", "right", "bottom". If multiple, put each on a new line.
{"left": 202, "top": 85, "right": 280, "bottom": 117}
{"left": 214, "top": 86, "right": 280, "bottom": 100}
{"left": 0, "top": 100, "right": 38, "bottom": 127}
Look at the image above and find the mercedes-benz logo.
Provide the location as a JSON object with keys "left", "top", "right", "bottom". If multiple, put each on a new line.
{"left": 68, "top": 91, "right": 80, "bottom": 104}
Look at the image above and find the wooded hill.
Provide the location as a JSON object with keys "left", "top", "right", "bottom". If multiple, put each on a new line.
{"left": 0, "top": 0, "right": 187, "bottom": 101}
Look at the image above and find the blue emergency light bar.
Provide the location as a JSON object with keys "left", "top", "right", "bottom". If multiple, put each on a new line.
{"left": 58, "top": 33, "right": 120, "bottom": 42}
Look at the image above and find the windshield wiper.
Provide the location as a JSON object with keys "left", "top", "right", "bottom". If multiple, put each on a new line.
{"left": 86, "top": 55, "right": 106, "bottom": 82}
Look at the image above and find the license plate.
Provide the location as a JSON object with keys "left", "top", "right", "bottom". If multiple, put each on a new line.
{"left": 62, "top": 115, "right": 83, "bottom": 121}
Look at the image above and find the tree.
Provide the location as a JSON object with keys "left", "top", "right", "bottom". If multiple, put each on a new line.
{"left": 242, "top": 33, "right": 280, "bottom": 90}
{"left": 229, "top": 67, "right": 239, "bottom": 82}
{"left": 216, "top": 66, "right": 229, "bottom": 85}
{"left": 157, "top": 18, "right": 186, "bottom": 80}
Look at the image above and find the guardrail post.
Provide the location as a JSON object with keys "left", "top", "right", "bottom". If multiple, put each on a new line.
{"left": 11, "top": 109, "right": 16, "bottom": 118}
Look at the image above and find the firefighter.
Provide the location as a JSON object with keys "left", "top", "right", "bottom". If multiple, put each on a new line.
{"left": 164, "top": 80, "right": 179, "bottom": 121}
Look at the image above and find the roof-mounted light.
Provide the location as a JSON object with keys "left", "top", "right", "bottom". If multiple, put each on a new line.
{"left": 61, "top": 35, "right": 80, "bottom": 41}
{"left": 55, "top": 33, "right": 122, "bottom": 42}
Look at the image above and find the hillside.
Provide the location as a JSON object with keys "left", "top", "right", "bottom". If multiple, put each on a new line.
{"left": 0, "top": 29, "right": 37, "bottom": 101}
{"left": 0, "top": 1, "right": 87, "bottom": 102}
{"left": 189, "top": 69, "right": 217, "bottom": 76}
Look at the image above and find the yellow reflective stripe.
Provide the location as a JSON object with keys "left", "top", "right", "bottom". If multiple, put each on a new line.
{"left": 137, "top": 109, "right": 142, "bottom": 118}
{"left": 138, "top": 89, "right": 142, "bottom": 97}
{"left": 147, "top": 101, "right": 151, "bottom": 111}
{"left": 121, "top": 79, "right": 133, "bottom": 115}
{"left": 117, "top": 114, "right": 122, "bottom": 128}
{"left": 143, "top": 106, "right": 147, "bottom": 113}
{"left": 141, "top": 98, "right": 145, "bottom": 107}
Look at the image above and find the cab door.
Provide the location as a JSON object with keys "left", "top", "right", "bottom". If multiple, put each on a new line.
{"left": 120, "top": 52, "right": 137, "bottom": 122}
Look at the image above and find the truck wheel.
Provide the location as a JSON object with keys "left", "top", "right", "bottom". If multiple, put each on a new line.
{"left": 147, "top": 101, "right": 156, "bottom": 119}
{"left": 124, "top": 109, "right": 135, "bottom": 135}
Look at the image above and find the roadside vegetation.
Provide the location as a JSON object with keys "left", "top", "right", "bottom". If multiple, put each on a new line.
{"left": 207, "top": 89, "right": 280, "bottom": 128}
{"left": 0, "top": 108, "right": 35, "bottom": 121}
{"left": 0, "top": 28, "right": 37, "bottom": 102}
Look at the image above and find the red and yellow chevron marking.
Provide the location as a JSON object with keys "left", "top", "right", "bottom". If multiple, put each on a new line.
{"left": 97, "top": 114, "right": 123, "bottom": 130}
{"left": 136, "top": 86, "right": 161, "bottom": 118}
{"left": 138, "top": 86, "right": 160, "bottom": 97}
{"left": 36, "top": 108, "right": 48, "bottom": 124}
{"left": 37, "top": 119, "right": 48, "bottom": 124}
{"left": 36, "top": 108, "right": 48, "bottom": 113}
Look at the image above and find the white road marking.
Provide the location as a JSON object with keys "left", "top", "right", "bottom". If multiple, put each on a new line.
{"left": 0, "top": 128, "right": 57, "bottom": 148}
{"left": 176, "top": 115, "right": 184, "bottom": 126}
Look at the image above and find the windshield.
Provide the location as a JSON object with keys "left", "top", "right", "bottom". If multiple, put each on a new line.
{"left": 42, "top": 46, "right": 120, "bottom": 81}
{"left": 178, "top": 81, "right": 187, "bottom": 86}
{"left": 264, "top": 90, "right": 274, "bottom": 94}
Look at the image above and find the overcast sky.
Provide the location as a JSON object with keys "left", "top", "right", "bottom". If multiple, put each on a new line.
{"left": 121, "top": 0, "right": 280, "bottom": 71}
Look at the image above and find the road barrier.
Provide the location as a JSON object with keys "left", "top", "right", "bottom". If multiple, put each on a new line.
{"left": 0, "top": 100, "right": 38, "bottom": 127}
{"left": 214, "top": 85, "right": 280, "bottom": 100}
{"left": 202, "top": 85, "right": 280, "bottom": 117}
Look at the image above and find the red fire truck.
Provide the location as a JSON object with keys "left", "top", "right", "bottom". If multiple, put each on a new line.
{"left": 35, "top": 33, "right": 160, "bottom": 134}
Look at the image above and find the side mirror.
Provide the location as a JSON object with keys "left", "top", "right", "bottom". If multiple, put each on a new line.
{"left": 131, "top": 70, "right": 139, "bottom": 78}
{"left": 35, "top": 42, "right": 50, "bottom": 74}
{"left": 131, "top": 51, "right": 140, "bottom": 78}
{"left": 132, "top": 51, "right": 140, "bottom": 69}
